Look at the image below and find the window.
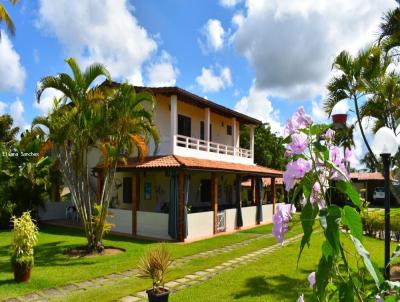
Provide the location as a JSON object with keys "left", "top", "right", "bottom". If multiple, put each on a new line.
{"left": 123, "top": 177, "right": 132, "bottom": 204}
{"left": 227, "top": 125, "right": 232, "bottom": 136}
{"left": 178, "top": 114, "right": 191, "bottom": 137}
{"left": 200, "top": 179, "right": 211, "bottom": 203}
{"left": 200, "top": 121, "right": 205, "bottom": 140}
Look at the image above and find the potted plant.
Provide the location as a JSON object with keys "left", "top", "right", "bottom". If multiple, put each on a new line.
{"left": 137, "top": 244, "right": 173, "bottom": 302}
{"left": 10, "top": 212, "right": 39, "bottom": 282}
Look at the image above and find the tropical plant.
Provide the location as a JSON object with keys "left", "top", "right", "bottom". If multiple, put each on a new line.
{"left": 10, "top": 212, "right": 39, "bottom": 272}
{"left": 240, "top": 123, "right": 287, "bottom": 170}
{"left": 137, "top": 244, "right": 173, "bottom": 294}
{"left": 0, "top": 115, "right": 19, "bottom": 145}
{"left": 275, "top": 107, "right": 400, "bottom": 301}
{"left": 0, "top": 129, "right": 54, "bottom": 228}
{"left": 379, "top": 6, "right": 400, "bottom": 56}
{"left": 0, "top": 0, "right": 19, "bottom": 38}
{"left": 33, "top": 58, "right": 159, "bottom": 252}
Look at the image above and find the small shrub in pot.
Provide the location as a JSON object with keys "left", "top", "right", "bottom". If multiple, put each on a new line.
{"left": 137, "top": 244, "right": 173, "bottom": 302}
{"left": 10, "top": 212, "right": 39, "bottom": 282}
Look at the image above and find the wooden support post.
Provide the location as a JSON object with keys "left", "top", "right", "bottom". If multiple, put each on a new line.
{"left": 251, "top": 177, "right": 256, "bottom": 205}
{"left": 131, "top": 174, "right": 139, "bottom": 236}
{"left": 255, "top": 177, "right": 260, "bottom": 225}
{"left": 271, "top": 177, "right": 276, "bottom": 214}
{"left": 211, "top": 173, "right": 218, "bottom": 234}
{"left": 178, "top": 173, "right": 185, "bottom": 242}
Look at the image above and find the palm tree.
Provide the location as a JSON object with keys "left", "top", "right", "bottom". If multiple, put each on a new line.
{"left": 0, "top": 0, "right": 19, "bottom": 38}
{"left": 379, "top": 7, "right": 400, "bottom": 56}
{"left": 33, "top": 58, "right": 159, "bottom": 252}
{"left": 324, "top": 45, "right": 386, "bottom": 165}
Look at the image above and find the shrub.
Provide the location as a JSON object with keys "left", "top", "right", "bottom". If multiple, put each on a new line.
{"left": 10, "top": 212, "right": 39, "bottom": 268}
{"left": 361, "top": 210, "right": 400, "bottom": 241}
{"left": 137, "top": 244, "right": 173, "bottom": 293}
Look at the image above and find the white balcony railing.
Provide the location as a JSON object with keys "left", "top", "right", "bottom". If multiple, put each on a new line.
{"left": 175, "top": 134, "right": 252, "bottom": 159}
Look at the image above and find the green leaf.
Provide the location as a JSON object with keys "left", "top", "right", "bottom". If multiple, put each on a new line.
{"left": 338, "top": 281, "right": 354, "bottom": 302}
{"left": 326, "top": 205, "right": 341, "bottom": 255}
{"left": 390, "top": 244, "right": 400, "bottom": 264}
{"left": 281, "top": 135, "right": 292, "bottom": 145}
{"left": 321, "top": 240, "right": 332, "bottom": 260}
{"left": 336, "top": 181, "right": 361, "bottom": 209}
{"left": 313, "top": 140, "right": 329, "bottom": 161}
{"left": 350, "top": 235, "right": 381, "bottom": 289}
{"left": 316, "top": 255, "right": 333, "bottom": 299}
{"left": 342, "top": 206, "right": 363, "bottom": 241}
{"left": 298, "top": 202, "right": 318, "bottom": 264}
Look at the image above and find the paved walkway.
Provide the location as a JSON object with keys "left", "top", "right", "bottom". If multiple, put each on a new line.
{"left": 3, "top": 232, "right": 276, "bottom": 302}
{"left": 117, "top": 234, "right": 303, "bottom": 302}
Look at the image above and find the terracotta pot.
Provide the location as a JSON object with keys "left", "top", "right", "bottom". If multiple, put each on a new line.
{"left": 146, "top": 288, "right": 170, "bottom": 302}
{"left": 13, "top": 262, "right": 31, "bottom": 283}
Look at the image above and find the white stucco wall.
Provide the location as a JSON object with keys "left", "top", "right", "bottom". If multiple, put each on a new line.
{"left": 109, "top": 209, "right": 132, "bottom": 234}
{"left": 262, "top": 204, "right": 274, "bottom": 222}
{"left": 241, "top": 206, "right": 257, "bottom": 228}
{"left": 187, "top": 211, "right": 214, "bottom": 241}
{"left": 137, "top": 211, "right": 172, "bottom": 240}
{"left": 225, "top": 208, "right": 237, "bottom": 232}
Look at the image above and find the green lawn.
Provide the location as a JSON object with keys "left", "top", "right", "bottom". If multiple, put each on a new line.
{"left": 171, "top": 232, "right": 398, "bottom": 302}
{"left": 0, "top": 221, "right": 394, "bottom": 302}
{"left": 0, "top": 223, "right": 281, "bottom": 300}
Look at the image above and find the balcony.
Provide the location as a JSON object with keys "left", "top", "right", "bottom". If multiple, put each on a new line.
{"left": 174, "top": 134, "right": 253, "bottom": 165}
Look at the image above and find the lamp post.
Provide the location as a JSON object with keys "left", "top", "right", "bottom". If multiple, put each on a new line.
{"left": 331, "top": 101, "right": 348, "bottom": 129}
{"left": 371, "top": 127, "right": 399, "bottom": 280}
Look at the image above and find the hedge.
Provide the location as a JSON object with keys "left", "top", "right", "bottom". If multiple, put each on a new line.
{"left": 361, "top": 209, "right": 400, "bottom": 241}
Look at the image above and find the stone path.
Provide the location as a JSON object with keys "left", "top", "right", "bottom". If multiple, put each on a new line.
{"left": 3, "top": 232, "right": 275, "bottom": 302}
{"left": 116, "top": 233, "right": 303, "bottom": 302}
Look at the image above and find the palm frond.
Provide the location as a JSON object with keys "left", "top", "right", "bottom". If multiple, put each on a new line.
{"left": 84, "top": 63, "right": 111, "bottom": 89}
{"left": 65, "top": 58, "right": 85, "bottom": 88}
{"left": 0, "top": 5, "right": 15, "bottom": 36}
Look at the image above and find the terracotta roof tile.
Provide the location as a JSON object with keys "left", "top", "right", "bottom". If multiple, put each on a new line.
{"left": 350, "top": 172, "right": 384, "bottom": 181}
{"left": 242, "top": 177, "right": 283, "bottom": 187}
{"left": 113, "top": 155, "right": 282, "bottom": 176}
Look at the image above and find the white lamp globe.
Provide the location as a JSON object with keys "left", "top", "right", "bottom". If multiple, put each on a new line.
{"left": 371, "top": 127, "right": 399, "bottom": 157}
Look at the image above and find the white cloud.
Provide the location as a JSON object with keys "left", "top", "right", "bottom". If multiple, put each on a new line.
{"left": 234, "top": 83, "right": 283, "bottom": 134}
{"left": 231, "top": 0, "right": 396, "bottom": 100}
{"left": 196, "top": 66, "right": 232, "bottom": 93}
{"left": 0, "top": 31, "right": 26, "bottom": 93}
{"left": 146, "top": 51, "right": 179, "bottom": 87}
{"left": 34, "top": 87, "right": 63, "bottom": 116}
{"left": 10, "top": 99, "right": 29, "bottom": 131}
{"left": 311, "top": 99, "right": 328, "bottom": 122}
{"left": 200, "top": 19, "right": 226, "bottom": 52}
{"left": 219, "top": 0, "right": 243, "bottom": 8}
{"left": 37, "top": 0, "right": 157, "bottom": 85}
{"left": 0, "top": 102, "right": 7, "bottom": 115}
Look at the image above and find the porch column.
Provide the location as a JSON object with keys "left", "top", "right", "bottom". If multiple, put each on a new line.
{"left": 256, "top": 178, "right": 263, "bottom": 224}
{"left": 235, "top": 174, "right": 243, "bottom": 228}
{"left": 271, "top": 177, "right": 276, "bottom": 214}
{"left": 131, "top": 173, "right": 140, "bottom": 236}
{"left": 211, "top": 173, "right": 218, "bottom": 234}
{"left": 178, "top": 172, "right": 186, "bottom": 242}
{"left": 232, "top": 117, "right": 237, "bottom": 153}
{"left": 251, "top": 177, "right": 256, "bottom": 205}
{"left": 205, "top": 108, "right": 210, "bottom": 151}
{"left": 170, "top": 95, "right": 177, "bottom": 154}
{"left": 249, "top": 125, "right": 255, "bottom": 160}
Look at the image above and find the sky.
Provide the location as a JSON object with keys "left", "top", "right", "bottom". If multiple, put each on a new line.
{"left": 0, "top": 0, "right": 398, "bottom": 168}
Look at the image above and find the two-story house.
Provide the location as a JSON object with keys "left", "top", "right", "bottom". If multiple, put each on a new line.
{"left": 99, "top": 85, "right": 283, "bottom": 242}
{"left": 40, "top": 85, "right": 283, "bottom": 242}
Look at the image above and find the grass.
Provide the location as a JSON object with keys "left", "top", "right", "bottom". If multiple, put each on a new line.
{"left": 0, "top": 222, "right": 278, "bottom": 300}
{"left": 171, "top": 232, "right": 398, "bottom": 302}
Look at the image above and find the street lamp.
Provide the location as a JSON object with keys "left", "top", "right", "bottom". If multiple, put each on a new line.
{"left": 371, "top": 126, "right": 399, "bottom": 280}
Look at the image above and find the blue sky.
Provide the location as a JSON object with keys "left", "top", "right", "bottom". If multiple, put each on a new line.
{"left": 0, "top": 0, "right": 397, "bottom": 165}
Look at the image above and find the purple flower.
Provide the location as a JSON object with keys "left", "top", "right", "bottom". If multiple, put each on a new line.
{"left": 344, "top": 147, "right": 352, "bottom": 163}
{"left": 329, "top": 146, "right": 342, "bottom": 166}
{"left": 331, "top": 162, "right": 349, "bottom": 181}
{"left": 308, "top": 272, "right": 316, "bottom": 288}
{"left": 285, "top": 107, "right": 312, "bottom": 135}
{"left": 325, "top": 128, "right": 335, "bottom": 140}
{"left": 288, "top": 132, "right": 308, "bottom": 154}
{"left": 272, "top": 204, "right": 296, "bottom": 244}
{"left": 297, "top": 294, "right": 305, "bottom": 302}
{"left": 283, "top": 158, "right": 312, "bottom": 191}
{"left": 375, "top": 295, "right": 383, "bottom": 302}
